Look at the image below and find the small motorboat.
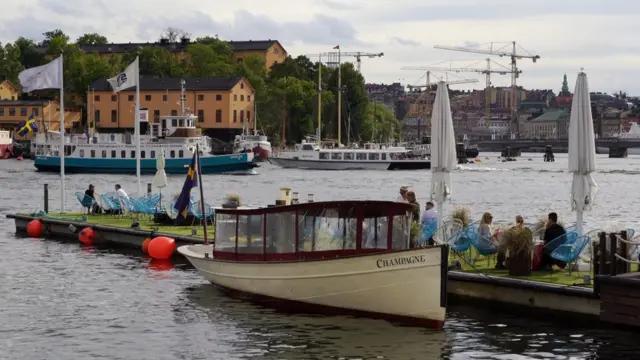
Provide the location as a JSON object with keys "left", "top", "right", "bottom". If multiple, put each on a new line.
{"left": 178, "top": 198, "right": 449, "bottom": 327}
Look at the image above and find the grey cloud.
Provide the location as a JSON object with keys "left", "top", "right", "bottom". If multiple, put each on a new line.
{"left": 391, "top": 37, "right": 420, "bottom": 46}
{"left": 0, "top": 14, "right": 63, "bottom": 43}
{"left": 371, "top": 0, "right": 640, "bottom": 22}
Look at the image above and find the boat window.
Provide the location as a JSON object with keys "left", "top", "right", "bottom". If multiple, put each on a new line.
{"left": 331, "top": 152, "right": 342, "bottom": 160}
{"left": 79, "top": 149, "right": 84, "bottom": 157}
{"left": 172, "top": 119, "right": 177, "bottom": 127}
{"left": 90, "top": 150, "right": 95, "bottom": 158}
{"left": 141, "top": 151, "right": 146, "bottom": 159}
{"left": 362, "top": 217, "right": 389, "bottom": 249}
{"left": 102, "top": 150, "right": 107, "bottom": 158}
{"left": 312, "top": 209, "right": 357, "bottom": 251}
{"left": 368, "top": 153, "right": 380, "bottom": 160}
{"left": 178, "top": 150, "right": 184, "bottom": 158}
{"left": 121, "top": 150, "right": 126, "bottom": 158}
{"left": 319, "top": 152, "right": 329, "bottom": 160}
{"left": 265, "top": 212, "right": 296, "bottom": 254}
{"left": 381, "top": 153, "right": 387, "bottom": 160}
{"left": 150, "top": 150, "right": 155, "bottom": 158}
{"left": 215, "top": 214, "right": 237, "bottom": 252}
{"left": 170, "top": 151, "right": 175, "bottom": 158}
{"left": 237, "top": 215, "right": 264, "bottom": 254}
{"left": 343, "top": 152, "right": 354, "bottom": 160}
{"left": 111, "top": 150, "right": 116, "bottom": 158}
{"left": 356, "top": 153, "right": 367, "bottom": 160}
{"left": 302, "top": 144, "right": 314, "bottom": 151}
{"left": 131, "top": 151, "right": 135, "bottom": 158}
{"left": 391, "top": 216, "right": 411, "bottom": 249}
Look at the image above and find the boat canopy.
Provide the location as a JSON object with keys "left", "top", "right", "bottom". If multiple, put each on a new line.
{"left": 213, "top": 201, "right": 414, "bottom": 261}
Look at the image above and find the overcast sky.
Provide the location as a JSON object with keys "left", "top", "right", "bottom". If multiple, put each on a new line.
{"left": 1, "top": 0, "right": 638, "bottom": 94}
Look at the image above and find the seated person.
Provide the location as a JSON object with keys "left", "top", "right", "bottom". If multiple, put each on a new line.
{"left": 84, "top": 184, "right": 102, "bottom": 214}
{"left": 421, "top": 201, "right": 438, "bottom": 245}
{"left": 541, "top": 212, "right": 567, "bottom": 270}
{"left": 479, "top": 212, "right": 507, "bottom": 269}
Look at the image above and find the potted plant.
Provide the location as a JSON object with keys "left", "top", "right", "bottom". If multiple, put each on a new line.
{"left": 451, "top": 206, "right": 471, "bottom": 227}
{"left": 222, "top": 193, "right": 241, "bottom": 208}
{"left": 503, "top": 226, "right": 534, "bottom": 276}
{"left": 410, "top": 221, "right": 421, "bottom": 248}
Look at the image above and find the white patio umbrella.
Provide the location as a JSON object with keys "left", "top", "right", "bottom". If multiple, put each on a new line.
{"left": 151, "top": 150, "right": 168, "bottom": 205}
{"left": 430, "top": 81, "right": 457, "bottom": 226}
{"left": 568, "top": 72, "right": 598, "bottom": 235}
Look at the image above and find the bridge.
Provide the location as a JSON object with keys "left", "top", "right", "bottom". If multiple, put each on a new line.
{"left": 468, "top": 138, "right": 640, "bottom": 158}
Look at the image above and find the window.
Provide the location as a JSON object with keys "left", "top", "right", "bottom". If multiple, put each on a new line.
{"left": 368, "top": 153, "right": 380, "bottom": 160}
{"left": 141, "top": 151, "right": 145, "bottom": 158}
{"left": 154, "top": 110, "right": 160, "bottom": 121}
{"left": 234, "top": 94, "right": 237, "bottom": 101}
{"left": 121, "top": 150, "right": 126, "bottom": 158}
{"left": 233, "top": 110, "right": 237, "bottom": 122}
{"left": 170, "top": 150, "right": 175, "bottom": 158}
{"left": 79, "top": 149, "right": 85, "bottom": 157}
{"left": 111, "top": 150, "right": 116, "bottom": 158}
{"left": 331, "top": 152, "right": 342, "bottom": 160}
{"left": 381, "top": 153, "right": 387, "bottom": 160}
{"left": 171, "top": 110, "right": 178, "bottom": 116}
{"left": 131, "top": 151, "right": 135, "bottom": 158}
{"left": 145, "top": 95, "right": 151, "bottom": 101}
{"left": 198, "top": 94, "right": 204, "bottom": 101}
{"left": 273, "top": 48, "right": 279, "bottom": 54}
{"left": 197, "top": 109, "right": 204, "bottom": 123}
{"left": 240, "top": 110, "right": 244, "bottom": 123}
{"left": 0, "top": 109, "right": 4, "bottom": 116}
{"left": 111, "top": 110, "right": 117, "bottom": 123}
{"left": 111, "top": 95, "right": 117, "bottom": 101}
{"left": 102, "top": 150, "right": 107, "bottom": 158}
{"left": 343, "top": 153, "right": 354, "bottom": 160}
{"left": 172, "top": 119, "right": 177, "bottom": 127}
{"left": 20, "top": 108, "right": 27, "bottom": 116}
{"left": 9, "top": 108, "right": 15, "bottom": 116}
{"left": 240, "top": 95, "right": 244, "bottom": 101}
{"left": 32, "top": 108, "right": 39, "bottom": 116}
{"left": 178, "top": 150, "right": 184, "bottom": 158}
{"left": 90, "top": 150, "right": 95, "bottom": 157}
{"left": 216, "top": 94, "right": 222, "bottom": 101}
{"left": 356, "top": 153, "right": 367, "bottom": 160}
{"left": 94, "top": 95, "right": 100, "bottom": 101}
{"left": 319, "top": 152, "right": 329, "bottom": 160}
{"left": 247, "top": 95, "right": 251, "bottom": 102}
{"left": 150, "top": 150, "right": 155, "bottom": 158}
{"left": 94, "top": 110, "right": 100, "bottom": 123}
{"left": 162, "top": 94, "right": 168, "bottom": 102}
{"left": 128, "top": 95, "right": 134, "bottom": 101}
{"left": 240, "top": 83, "right": 244, "bottom": 89}
{"left": 216, "top": 109, "right": 222, "bottom": 122}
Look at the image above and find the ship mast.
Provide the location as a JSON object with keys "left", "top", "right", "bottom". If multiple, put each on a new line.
{"left": 180, "top": 79, "right": 186, "bottom": 116}
{"left": 316, "top": 56, "right": 322, "bottom": 147}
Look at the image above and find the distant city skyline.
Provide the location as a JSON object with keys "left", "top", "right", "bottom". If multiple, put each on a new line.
{"left": 2, "top": 0, "right": 639, "bottom": 93}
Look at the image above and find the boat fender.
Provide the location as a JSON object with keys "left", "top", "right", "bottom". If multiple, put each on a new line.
{"left": 26, "top": 219, "right": 43, "bottom": 238}
{"left": 79, "top": 227, "right": 95, "bottom": 245}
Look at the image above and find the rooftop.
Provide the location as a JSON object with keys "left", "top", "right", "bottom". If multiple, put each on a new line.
{"left": 530, "top": 109, "right": 569, "bottom": 122}
{"left": 0, "top": 100, "right": 51, "bottom": 106}
{"left": 90, "top": 77, "right": 244, "bottom": 92}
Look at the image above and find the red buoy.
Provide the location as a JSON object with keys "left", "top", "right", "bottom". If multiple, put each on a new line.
{"left": 16, "top": 156, "right": 23, "bottom": 161}
{"left": 148, "top": 236, "right": 176, "bottom": 260}
{"left": 142, "top": 238, "right": 152, "bottom": 254}
{"left": 26, "top": 220, "right": 43, "bottom": 238}
{"left": 79, "top": 227, "right": 95, "bottom": 245}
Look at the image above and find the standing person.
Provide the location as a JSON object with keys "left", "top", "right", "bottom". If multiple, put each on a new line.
{"left": 406, "top": 191, "right": 421, "bottom": 223}
{"left": 397, "top": 186, "right": 409, "bottom": 202}
{"left": 421, "top": 201, "right": 438, "bottom": 245}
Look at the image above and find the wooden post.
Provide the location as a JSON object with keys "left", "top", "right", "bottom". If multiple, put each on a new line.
{"left": 620, "top": 230, "right": 630, "bottom": 274}
{"left": 594, "top": 231, "right": 606, "bottom": 296}
{"left": 43, "top": 183, "right": 49, "bottom": 213}
{"left": 609, "top": 232, "right": 618, "bottom": 276}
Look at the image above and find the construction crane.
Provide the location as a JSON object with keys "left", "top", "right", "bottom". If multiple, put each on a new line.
{"left": 404, "top": 78, "right": 478, "bottom": 137}
{"left": 402, "top": 60, "right": 521, "bottom": 126}
{"left": 433, "top": 42, "right": 540, "bottom": 132}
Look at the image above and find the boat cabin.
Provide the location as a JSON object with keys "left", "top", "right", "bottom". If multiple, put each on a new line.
{"left": 150, "top": 114, "right": 201, "bottom": 138}
{"left": 213, "top": 201, "right": 414, "bottom": 261}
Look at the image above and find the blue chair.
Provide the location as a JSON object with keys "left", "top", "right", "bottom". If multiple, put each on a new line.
{"left": 469, "top": 227, "right": 499, "bottom": 265}
{"left": 191, "top": 200, "right": 214, "bottom": 220}
{"left": 418, "top": 218, "right": 438, "bottom": 246}
{"left": 75, "top": 191, "right": 95, "bottom": 214}
{"left": 550, "top": 235, "right": 590, "bottom": 275}
{"left": 100, "top": 194, "right": 122, "bottom": 215}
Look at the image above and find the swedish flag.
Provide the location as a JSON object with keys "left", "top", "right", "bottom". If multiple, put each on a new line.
{"left": 174, "top": 152, "right": 199, "bottom": 221}
{"left": 16, "top": 114, "right": 38, "bottom": 137}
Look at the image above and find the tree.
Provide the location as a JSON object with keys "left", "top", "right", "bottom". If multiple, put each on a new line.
{"left": 160, "top": 27, "right": 190, "bottom": 42}
{"left": 0, "top": 43, "right": 25, "bottom": 87}
{"left": 77, "top": 33, "right": 108, "bottom": 45}
{"left": 186, "top": 43, "right": 234, "bottom": 77}
{"left": 137, "top": 46, "right": 183, "bottom": 77}
{"left": 326, "top": 62, "right": 369, "bottom": 141}
{"left": 361, "top": 102, "right": 400, "bottom": 142}
{"left": 13, "top": 37, "right": 43, "bottom": 68}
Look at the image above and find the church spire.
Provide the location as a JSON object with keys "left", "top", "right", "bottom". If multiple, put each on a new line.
{"left": 560, "top": 74, "right": 570, "bottom": 96}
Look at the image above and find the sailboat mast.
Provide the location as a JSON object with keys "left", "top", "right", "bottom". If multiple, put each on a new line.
{"left": 253, "top": 101, "right": 257, "bottom": 134}
{"left": 317, "top": 57, "right": 322, "bottom": 147}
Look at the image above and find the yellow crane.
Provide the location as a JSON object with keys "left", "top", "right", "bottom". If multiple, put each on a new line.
{"left": 433, "top": 42, "right": 540, "bottom": 132}
{"left": 402, "top": 60, "right": 521, "bottom": 126}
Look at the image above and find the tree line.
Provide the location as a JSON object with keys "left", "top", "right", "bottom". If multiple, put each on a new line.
{"left": 0, "top": 29, "right": 400, "bottom": 144}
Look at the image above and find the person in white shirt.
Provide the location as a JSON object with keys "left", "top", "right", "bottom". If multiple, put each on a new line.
{"left": 115, "top": 184, "right": 129, "bottom": 199}
{"left": 421, "top": 201, "right": 438, "bottom": 224}
{"left": 396, "top": 186, "right": 409, "bottom": 202}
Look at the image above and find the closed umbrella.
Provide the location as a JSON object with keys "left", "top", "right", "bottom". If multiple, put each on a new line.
{"left": 568, "top": 72, "right": 598, "bottom": 235}
{"left": 152, "top": 150, "right": 168, "bottom": 207}
{"left": 430, "top": 81, "right": 457, "bottom": 226}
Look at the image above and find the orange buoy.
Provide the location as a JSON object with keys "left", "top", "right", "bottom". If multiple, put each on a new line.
{"left": 148, "top": 236, "right": 176, "bottom": 260}
{"left": 26, "top": 219, "right": 43, "bottom": 238}
{"left": 142, "top": 238, "right": 152, "bottom": 254}
{"left": 78, "top": 227, "right": 95, "bottom": 245}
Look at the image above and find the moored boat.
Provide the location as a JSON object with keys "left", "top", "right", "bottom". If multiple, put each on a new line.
{"left": 178, "top": 199, "right": 448, "bottom": 327}
{"left": 232, "top": 127, "right": 272, "bottom": 161}
{"left": 0, "top": 130, "right": 13, "bottom": 159}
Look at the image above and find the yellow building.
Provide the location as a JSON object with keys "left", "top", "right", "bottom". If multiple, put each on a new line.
{"left": 72, "top": 39, "right": 287, "bottom": 70}
{"left": 0, "top": 100, "right": 81, "bottom": 139}
{"left": 89, "top": 76, "right": 255, "bottom": 141}
{"left": 0, "top": 80, "right": 20, "bottom": 100}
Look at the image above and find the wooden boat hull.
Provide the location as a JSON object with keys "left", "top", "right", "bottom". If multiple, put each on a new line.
{"left": 178, "top": 244, "right": 448, "bottom": 327}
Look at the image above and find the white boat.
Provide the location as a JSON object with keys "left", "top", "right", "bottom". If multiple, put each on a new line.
{"left": 178, "top": 199, "right": 448, "bottom": 327}
{"left": 0, "top": 130, "right": 13, "bottom": 159}
{"left": 232, "top": 127, "right": 272, "bottom": 161}
{"left": 597, "top": 122, "right": 640, "bottom": 155}
{"left": 269, "top": 138, "right": 431, "bottom": 170}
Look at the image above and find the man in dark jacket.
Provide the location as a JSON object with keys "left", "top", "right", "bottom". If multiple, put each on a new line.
{"left": 541, "top": 212, "right": 566, "bottom": 270}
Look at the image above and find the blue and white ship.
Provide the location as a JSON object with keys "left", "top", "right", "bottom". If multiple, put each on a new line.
{"left": 32, "top": 113, "right": 257, "bottom": 175}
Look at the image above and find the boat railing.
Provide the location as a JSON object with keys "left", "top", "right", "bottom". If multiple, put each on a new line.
{"left": 213, "top": 201, "right": 414, "bottom": 261}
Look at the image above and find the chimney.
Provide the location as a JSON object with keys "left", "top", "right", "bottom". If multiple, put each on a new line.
{"left": 180, "top": 37, "right": 190, "bottom": 45}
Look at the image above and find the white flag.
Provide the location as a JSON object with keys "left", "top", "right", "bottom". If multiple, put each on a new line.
{"left": 18, "top": 56, "right": 62, "bottom": 92}
{"left": 107, "top": 57, "right": 138, "bottom": 93}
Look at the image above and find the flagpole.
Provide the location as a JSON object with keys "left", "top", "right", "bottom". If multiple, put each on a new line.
{"left": 135, "top": 56, "right": 141, "bottom": 196}
{"left": 59, "top": 55, "right": 65, "bottom": 213}
{"left": 196, "top": 144, "right": 208, "bottom": 245}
